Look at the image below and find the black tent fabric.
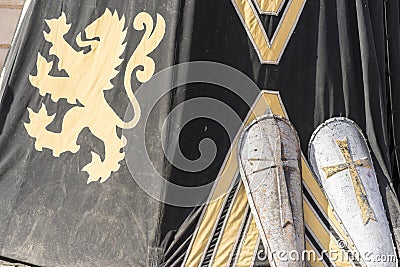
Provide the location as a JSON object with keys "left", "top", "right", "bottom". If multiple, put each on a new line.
{"left": 0, "top": 0, "right": 399, "bottom": 266}
{"left": 162, "top": 0, "right": 400, "bottom": 264}
{"left": 0, "top": 0, "right": 184, "bottom": 265}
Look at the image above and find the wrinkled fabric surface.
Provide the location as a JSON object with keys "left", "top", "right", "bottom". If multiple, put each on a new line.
{"left": 0, "top": 0, "right": 399, "bottom": 266}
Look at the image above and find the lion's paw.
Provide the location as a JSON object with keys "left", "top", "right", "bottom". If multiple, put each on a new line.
{"left": 44, "top": 13, "right": 71, "bottom": 45}
{"left": 83, "top": 152, "right": 115, "bottom": 184}
{"left": 51, "top": 144, "right": 80, "bottom": 157}
{"left": 33, "top": 139, "right": 44, "bottom": 152}
{"left": 25, "top": 104, "right": 55, "bottom": 141}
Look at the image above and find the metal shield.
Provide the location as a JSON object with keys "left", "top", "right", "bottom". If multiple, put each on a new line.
{"left": 238, "top": 115, "right": 305, "bottom": 267}
{"left": 308, "top": 117, "right": 397, "bottom": 266}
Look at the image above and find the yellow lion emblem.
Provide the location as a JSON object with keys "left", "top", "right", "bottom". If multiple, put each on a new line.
{"left": 24, "top": 9, "right": 165, "bottom": 183}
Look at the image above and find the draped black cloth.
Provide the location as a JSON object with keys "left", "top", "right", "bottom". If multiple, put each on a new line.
{"left": 0, "top": 0, "right": 399, "bottom": 266}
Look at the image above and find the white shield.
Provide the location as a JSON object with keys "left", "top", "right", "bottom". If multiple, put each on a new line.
{"left": 238, "top": 115, "right": 305, "bottom": 267}
{"left": 308, "top": 117, "right": 397, "bottom": 267}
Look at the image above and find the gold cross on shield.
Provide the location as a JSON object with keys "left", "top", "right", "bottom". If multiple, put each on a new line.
{"left": 322, "top": 138, "right": 376, "bottom": 225}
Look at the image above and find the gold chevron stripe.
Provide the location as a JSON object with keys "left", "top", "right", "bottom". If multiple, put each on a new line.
{"left": 183, "top": 94, "right": 270, "bottom": 267}
{"left": 236, "top": 218, "right": 259, "bottom": 266}
{"left": 304, "top": 202, "right": 352, "bottom": 266}
{"left": 254, "top": 0, "right": 285, "bottom": 14}
{"left": 232, "top": 0, "right": 306, "bottom": 63}
{"left": 183, "top": 91, "right": 353, "bottom": 267}
{"left": 305, "top": 240, "right": 325, "bottom": 267}
{"left": 211, "top": 185, "right": 249, "bottom": 266}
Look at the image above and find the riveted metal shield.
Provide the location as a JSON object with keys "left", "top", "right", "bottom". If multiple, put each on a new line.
{"left": 238, "top": 115, "right": 305, "bottom": 267}
{"left": 308, "top": 117, "right": 397, "bottom": 267}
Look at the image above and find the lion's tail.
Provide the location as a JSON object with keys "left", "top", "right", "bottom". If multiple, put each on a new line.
{"left": 118, "top": 13, "right": 166, "bottom": 130}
